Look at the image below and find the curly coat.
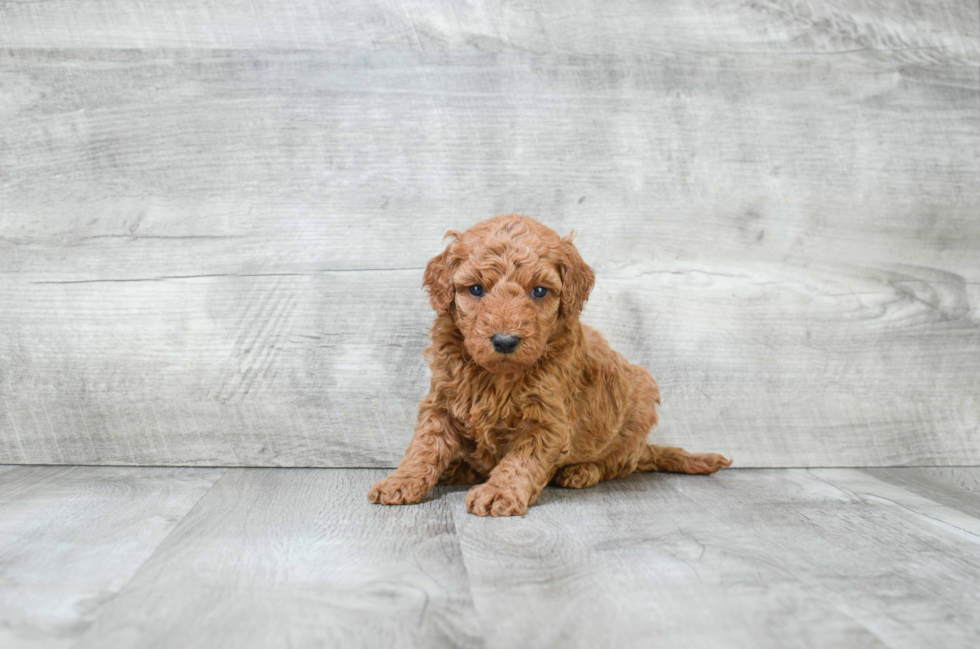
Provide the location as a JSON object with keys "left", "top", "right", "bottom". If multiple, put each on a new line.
{"left": 369, "top": 214, "right": 731, "bottom": 516}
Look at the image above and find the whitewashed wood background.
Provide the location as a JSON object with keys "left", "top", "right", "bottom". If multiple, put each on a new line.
{"left": 1, "top": 1, "right": 978, "bottom": 467}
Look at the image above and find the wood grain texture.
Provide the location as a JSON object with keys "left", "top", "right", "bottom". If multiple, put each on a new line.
{"left": 1, "top": 2, "right": 978, "bottom": 467}
{"left": 863, "top": 467, "right": 980, "bottom": 519}
{"left": 0, "top": 466, "right": 225, "bottom": 649}
{"left": 0, "top": 1, "right": 976, "bottom": 62}
{"left": 451, "top": 468, "right": 980, "bottom": 648}
{"left": 73, "top": 469, "right": 483, "bottom": 649}
{"left": 2, "top": 466, "right": 980, "bottom": 648}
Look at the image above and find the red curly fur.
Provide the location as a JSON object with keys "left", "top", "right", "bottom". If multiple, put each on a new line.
{"left": 369, "top": 214, "right": 731, "bottom": 516}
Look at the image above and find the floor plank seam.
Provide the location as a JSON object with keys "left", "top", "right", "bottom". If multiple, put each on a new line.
{"left": 804, "top": 468, "right": 861, "bottom": 498}
{"left": 694, "top": 471, "right": 959, "bottom": 645}
{"left": 442, "top": 489, "right": 492, "bottom": 648}
{"left": 864, "top": 492, "right": 980, "bottom": 540}
{"left": 64, "top": 467, "right": 230, "bottom": 649}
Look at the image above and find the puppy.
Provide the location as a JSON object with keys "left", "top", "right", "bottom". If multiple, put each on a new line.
{"left": 369, "top": 214, "right": 731, "bottom": 516}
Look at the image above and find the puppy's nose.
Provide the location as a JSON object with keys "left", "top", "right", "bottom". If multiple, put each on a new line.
{"left": 491, "top": 333, "right": 521, "bottom": 354}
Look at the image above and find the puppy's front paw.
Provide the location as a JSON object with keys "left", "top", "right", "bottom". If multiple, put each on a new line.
{"left": 465, "top": 482, "right": 528, "bottom": 517}
{"left": 368, "top": 474, "right": 430, "bottom": 505}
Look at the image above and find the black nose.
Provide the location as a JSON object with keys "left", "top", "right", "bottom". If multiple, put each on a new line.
{"left": 491, "top": 333, "right": 520, "bottom": 354}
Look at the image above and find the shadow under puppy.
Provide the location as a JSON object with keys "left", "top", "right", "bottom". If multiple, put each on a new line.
{"left": 370, "top": 214, "right": 731, "bottom": 516}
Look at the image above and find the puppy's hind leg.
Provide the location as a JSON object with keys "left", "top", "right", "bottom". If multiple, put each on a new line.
{"left": 637, "top": 444, "right": 732, "bottom": 475}
{"left": 553, "top": 462, "right": 603, "bottom": 489}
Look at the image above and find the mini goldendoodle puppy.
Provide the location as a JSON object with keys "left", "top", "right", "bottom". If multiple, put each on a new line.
{"left": 369, "top": 214, "right": 731, "bottom": 516}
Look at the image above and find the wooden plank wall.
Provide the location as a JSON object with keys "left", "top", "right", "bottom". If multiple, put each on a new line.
{"left": 1, "top": 1, "right": 978, "bottom": 467}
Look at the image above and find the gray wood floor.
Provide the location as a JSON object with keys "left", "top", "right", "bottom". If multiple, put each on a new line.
{"left": 2, "top": 466, "right": 979, "bottom": 648}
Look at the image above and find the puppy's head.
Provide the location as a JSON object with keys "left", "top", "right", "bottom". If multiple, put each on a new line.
{"left": 423, "top": 214, "right": 594, "bottom": 373}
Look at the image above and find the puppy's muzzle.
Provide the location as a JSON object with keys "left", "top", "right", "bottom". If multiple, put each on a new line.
{"left": 491, "top": 333, "right": 520, "bottom": 354}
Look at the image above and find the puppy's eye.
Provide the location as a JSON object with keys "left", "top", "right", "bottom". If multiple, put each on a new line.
{"left": 531, "top": 286, "right": 548, "bottom": 299}
{"left": 469, "top": 285, "right": 485, "bottom": 297}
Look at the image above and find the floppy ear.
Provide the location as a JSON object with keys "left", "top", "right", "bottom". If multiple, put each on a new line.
{"left": 422, "top": 230, "right": 461, "bottom": 312}
{"left": 558, "top": 232, "right": 595, "bottom": 318}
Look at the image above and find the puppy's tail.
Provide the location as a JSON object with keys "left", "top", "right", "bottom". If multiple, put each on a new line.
{"left": 637, "top": 444, "right": 732, "bottom": 475}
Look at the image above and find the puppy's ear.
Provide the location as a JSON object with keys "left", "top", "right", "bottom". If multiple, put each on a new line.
{"left": 558, "top": 232, "right": 595, "bottom": 318}
{"left": 422, "top": 230, "right": 461, "bottom": 312}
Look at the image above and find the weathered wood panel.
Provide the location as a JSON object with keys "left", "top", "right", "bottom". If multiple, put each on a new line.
{"left": 0, "top": 0, "right": 976, "bottom": 62}
{"left": 1, "top": 262, "right": 978, "bottom": 466}
{"left": 1, "top": 2, "right": 978, "bottom": 467}
{"left": 452, "top": 468, "right": 980, "bottom": 648}
{"left": 72, "top": 469, "right": 482, "bottom": 649}
{"left": 0, "top": 466, "right": 225, "bottom": 649}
